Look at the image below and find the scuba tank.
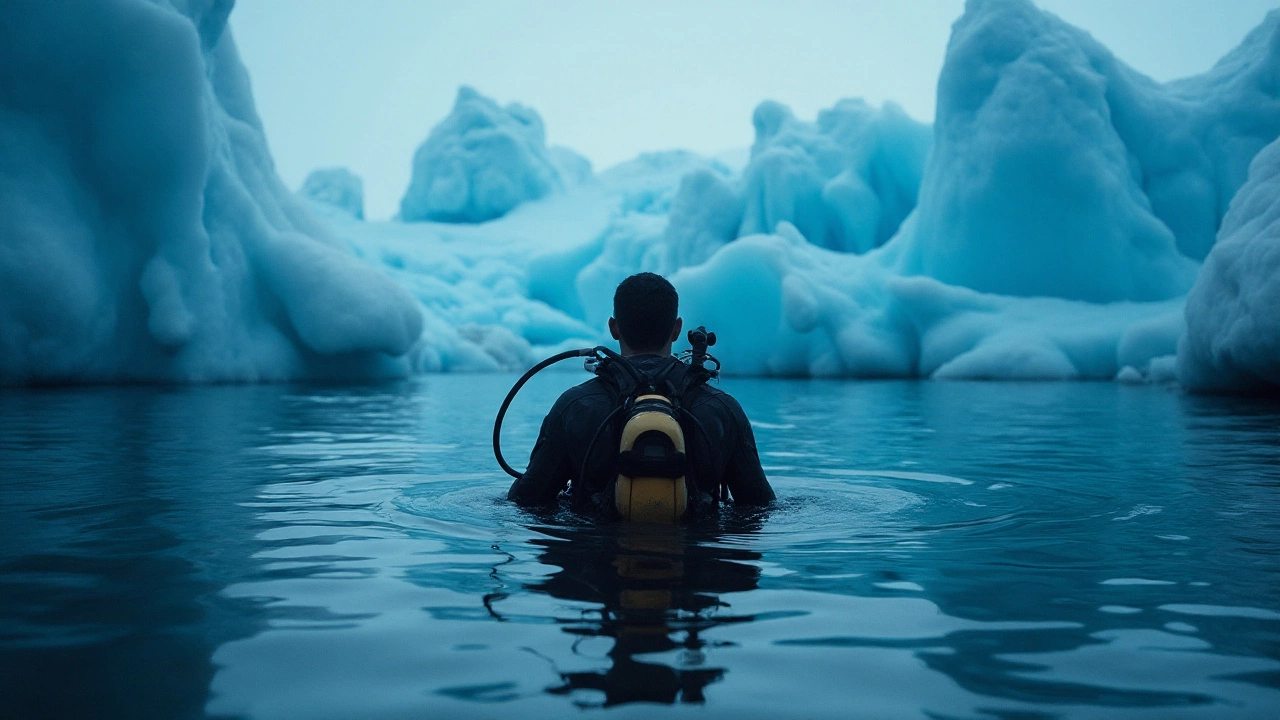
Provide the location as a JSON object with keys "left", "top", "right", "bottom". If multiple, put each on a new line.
{"left": 493, "top": 327, "right": 719, "bottom": 523}
{"left": 613, "top": 393, "right": 688, "bottom": 523}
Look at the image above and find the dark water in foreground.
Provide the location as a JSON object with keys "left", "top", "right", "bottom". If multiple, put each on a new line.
{"left": 1, "top": 376, "right": 1278, "bottom": 720}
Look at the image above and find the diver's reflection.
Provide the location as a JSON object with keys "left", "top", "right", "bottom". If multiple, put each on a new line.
{"left": 523, "top": 522, "right": 763, "bottom": 707}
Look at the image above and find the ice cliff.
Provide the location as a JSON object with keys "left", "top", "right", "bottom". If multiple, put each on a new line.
{"left": 894, "top": 0, "right": 1280, "bottom": 303}
{"left": 738, "top": 99, "right": 931, "bottom": 255}
{"left": 1179, "top": 136, "right": 1280, "bottom": 392}
{"left": 668, "top": 0, "right": 1280, "bottom": 383}
{"left": 0, "top": 0, "right": 421, "bottom": 383}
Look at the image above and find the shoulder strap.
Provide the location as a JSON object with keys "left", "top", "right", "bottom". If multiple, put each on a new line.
{"left": 671, "top": 364, "right": 713, "bottom": 404}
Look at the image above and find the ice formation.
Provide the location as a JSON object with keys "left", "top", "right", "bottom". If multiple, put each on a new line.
{"left": 3, "top": 0, "right": 1279, "bottom": 389}
{"left": 571, "top": 152, "right": 742, "bottom": 331}
{"left": 668, "top": 0, "right": 1280, "bottom": 381}
{"left": 549, "top": 146, "right": 594, "bottom": 188}
{"left": 892, "top": 0, "right": 1280, "bottom": 303}
{"left": 1179, "top": 136, "right": 1280, "bottom": 392}
{"left": 301, "top": 167, "right": 365, "bottom": 219}
{"left": 399, "top": 86, "right": 588, "bottom": 223}
{"left": 739, "top": 99, "right": 931, "bottom": 254}
{"left": 0, "top": 0, "right": 421, "bottom": 383}
{"left": 663, "top": 167, "right": 744, "bottom": 271}
{"left": 668, "top": 224, "right": 1184, "bottom": 380}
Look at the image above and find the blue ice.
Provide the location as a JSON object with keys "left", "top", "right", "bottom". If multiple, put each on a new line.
{"left": 1, "top": 0, "right": 1279, "bottom": 392}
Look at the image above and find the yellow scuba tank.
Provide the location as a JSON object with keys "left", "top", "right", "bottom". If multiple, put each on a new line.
{"left": 614, "top": 394, "right": 688, "bottom": 523}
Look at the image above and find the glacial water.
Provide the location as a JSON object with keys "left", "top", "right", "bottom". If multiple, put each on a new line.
{"left": 1, "top": 375, "right": 1278, "bottom": 720}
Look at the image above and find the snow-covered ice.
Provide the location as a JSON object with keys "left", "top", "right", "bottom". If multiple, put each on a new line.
{"left": 301, "top": 167, "right": 365, "bottom": 220}
{"left": 1180, "top": 136, "right": 1280, "bottom": 392}
{"left": 398, "top": 86, "right": 588, "bottom": 224}
{"left": 0, "top": 0, "right": 421, "bottom": 383}
{"left": 892, "top": 0, "right": 1280, "bottom": 303}
{"left": 739, "top": 99, "right": 931, "bottom": 255}
{"left": 3, "top": 0, "right": 1279, "bottom": 391}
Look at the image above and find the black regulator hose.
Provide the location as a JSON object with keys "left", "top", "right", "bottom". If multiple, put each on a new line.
{"left": 494, "top": 347, "right": 597, "bottom": 479}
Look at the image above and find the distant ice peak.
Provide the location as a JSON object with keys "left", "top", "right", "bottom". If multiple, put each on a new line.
{"left": 398, "top": 86, "right": 592, "bottom": 224}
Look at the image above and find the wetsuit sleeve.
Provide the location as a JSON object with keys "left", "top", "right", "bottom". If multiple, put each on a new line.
{"left": 507, "top": 396, "right": 573, "bottom": 506}
{"left": 722, "top": 396, "right": 776, "bottom": 505}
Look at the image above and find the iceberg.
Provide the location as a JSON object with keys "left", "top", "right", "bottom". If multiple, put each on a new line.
{"left": 897, "top": 0, "right": 1280, "bottom": 302}
{"left": 666, "top": 0, "right": 1279, "bottom": 380}
{"left": 663, "top": 167, "right": 744, "bottom": 271}
{"left": 0, "top": 0, "right": 421, "bottom": 384}
{"left": 895, "top": 0, "right": 1237, "bottom": 303}
{"left": 1179, "top": 136, "right": 1280, "bottom": 393}
{"left": 669, "top": 0, "right": 1280, "bottom": 381}
{"left": 740, "top": 99, "right": 931, "bottom": 255}
{"left": 301, "top": 167, "right": 365, "bottom": 220}
{"left": 669, "top": 224, "right": 1182, "bottom": 380}
{"left": 399, "top": 86, "right": 587, "bottom": 224}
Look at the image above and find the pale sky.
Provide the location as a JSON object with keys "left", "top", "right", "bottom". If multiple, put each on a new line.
{"left": 231, "top": 0, "right": 1280, "bottom": 219}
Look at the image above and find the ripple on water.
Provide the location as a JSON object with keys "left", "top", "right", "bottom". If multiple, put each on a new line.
{"left": 758, "top": 467, "right": 1036, "bottom": 554}
{"left": 391, "top": 476, "right": 527, "bottom": 539}
{"left": 4, "top": 379, "right": 1280, "bottom": 719}
{"left": 381, "top": 463, "right": 1052, "bottom": 560}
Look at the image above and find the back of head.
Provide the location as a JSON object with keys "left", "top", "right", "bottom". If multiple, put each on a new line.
{"left": 613, "top": 273, "right": 678, "bottom": 352}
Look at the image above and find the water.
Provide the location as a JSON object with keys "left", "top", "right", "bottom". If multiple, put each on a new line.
{"left": 1, "top": 376, "right": 1278, "bottom": 720}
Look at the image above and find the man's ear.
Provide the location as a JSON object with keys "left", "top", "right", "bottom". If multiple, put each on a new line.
{"left": 608, "top": 317, "right": 621, "bottom": 340}
{"left": 670, "top": 317, "right": 683, "bottom": 343}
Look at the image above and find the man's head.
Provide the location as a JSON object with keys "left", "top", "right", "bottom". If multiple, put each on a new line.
{"left": 609, "top": 272, "right": 682, "bottom": 356}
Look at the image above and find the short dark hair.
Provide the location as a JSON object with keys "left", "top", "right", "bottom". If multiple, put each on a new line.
{"left": 613, "top": 272, "right": 678, "bottom": 351}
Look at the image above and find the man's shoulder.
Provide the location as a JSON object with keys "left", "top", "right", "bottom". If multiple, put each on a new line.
{"left": 689, "top": 382, "right": 746, "bottom": 417}
{"left": 551, "top": 376, "right": 615, "bottom": 411}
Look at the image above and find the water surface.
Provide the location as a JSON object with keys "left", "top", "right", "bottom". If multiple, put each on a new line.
{"left": 1, "top": 376, "right": 1278, "bottom": 719}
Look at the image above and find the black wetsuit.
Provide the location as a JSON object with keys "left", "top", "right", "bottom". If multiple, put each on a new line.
{"left": 507, "top": 354, "right": 775, "bottom": 512}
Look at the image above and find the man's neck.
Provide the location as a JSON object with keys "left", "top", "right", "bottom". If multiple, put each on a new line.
{"left": 621, "top": 346, "right": 672, "bottom": 358}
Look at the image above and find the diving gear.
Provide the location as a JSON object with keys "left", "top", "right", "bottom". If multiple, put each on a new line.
{"left": 492, "top": 346, "right": 596, "bottom": 480}
{"left": 494, "top": 327, "right": 721, "bottom": 523}
{"left": 614, "top": 394, "right": 688, "bottom": 523}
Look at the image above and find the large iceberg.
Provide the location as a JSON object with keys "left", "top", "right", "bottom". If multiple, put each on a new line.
{"left": 398, "top": 86, "right": 590, "bottom": 223}
{"left": 0, "top": 0, "right": 422, "bottom": 384}
{"left": 892, "top": 0, "right": 1280, "bottom": 303}
{"left": 661, "top": 0, "right": 1279, "bottom": 381}
{"left": 1179, "top": 136, "right": 1280, "bottom": 393}
{"left": 301, "top": 167, "right": 365, "bottom": 220}
{"left": 674, "top": 0, "right": 1280, "bottom": 381}
{"left": 669, "top": 224, "right": 1183, "bottom": 380}
{"left": 740, "top": 99, "right": 931, "bottom": 255}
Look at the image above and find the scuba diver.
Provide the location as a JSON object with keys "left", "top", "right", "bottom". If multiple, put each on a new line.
{"left": 502, "top": 272, "right": 775, "bottom": 519}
